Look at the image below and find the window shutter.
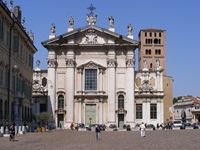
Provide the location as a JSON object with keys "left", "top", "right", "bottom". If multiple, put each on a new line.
{"left": 0, "top": 20, "right": 4, "bottom": 39}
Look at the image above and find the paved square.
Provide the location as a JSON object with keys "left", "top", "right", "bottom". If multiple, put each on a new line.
{"left": 0, "top": 129, "right": 200, "bottom": 150}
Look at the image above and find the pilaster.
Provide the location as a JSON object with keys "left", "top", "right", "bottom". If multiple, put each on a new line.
{"left": 107, "top": 58, "right": 117, "bottom": 124}
{"left": 126, "top": 58, "right": 135, "bottom": 125}
{"left": 47, "top": 56, "right": 57, "bottom": 128}
{"left": 65, "top": 58, "right": 76, "bottom": 124}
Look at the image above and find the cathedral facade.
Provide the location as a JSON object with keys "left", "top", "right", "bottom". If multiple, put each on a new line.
{"left": 33, "top": 7, "right": 167, "bottom": 129}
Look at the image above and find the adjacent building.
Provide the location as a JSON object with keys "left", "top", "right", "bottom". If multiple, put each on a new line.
{"left": 0, "top": 1, "right": 37, "bottom": 128}
{"left": 173, "top": 96, "right": 200, "bottom": 123}
{"left": 138, "top": 29, "right": 173, "bottom": 123}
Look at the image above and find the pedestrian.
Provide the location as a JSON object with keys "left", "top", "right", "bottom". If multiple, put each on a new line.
{"left": 140, "top": 122, "right": 145, "bottom": 137}
{"left": 9, "top": 122, "right": 15, "bottom": 141}
{"left": 70, "top": 123, "right": 74, "bottom": 130}
{"left": 157, "top": 123, "right": 159, "bottom": 130}
{"left": 95, "top": 125, "right": 101, "bottom": 140}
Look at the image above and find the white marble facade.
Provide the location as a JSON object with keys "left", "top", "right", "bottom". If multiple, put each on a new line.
{"left": 39, "top": 15, "right": 164, "bottom": 129}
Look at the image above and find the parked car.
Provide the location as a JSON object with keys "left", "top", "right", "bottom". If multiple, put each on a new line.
{"left": 133, "top": 124, "right": 141, "bottom": 130}
{"left": 180, "top": 122, "right": 192, "bottom": 129}
{"left": 192, "top": 123, "right": 199, "bottom": 129}
{"left": 172, "top": 120, "right": 182, "bottom": 127}
{"left": 74, "top": 123, "right": 85, "bottom": 130}
{"left": 109, "top": 124, "right": 117, "bottom": 131}
{"left": 146, "top": 124, "right": 155, "bottom": 130}
{"left": 99, "top": 124, "right": 106, "bottom": 131}
{"left": 123, "top": 124, "right": 131, "bottom": 131}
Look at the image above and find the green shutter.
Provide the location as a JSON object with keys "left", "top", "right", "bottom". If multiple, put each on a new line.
{"left": 13, "top": 35, "right": 19, "bottom": 52}
{"left": 0, "top": 20, "right": 4, "bottom": 39}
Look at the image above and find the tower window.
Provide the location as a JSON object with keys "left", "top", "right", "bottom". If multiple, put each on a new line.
{"left": 159, "top": 32, "right": 161, "bottom": 37}
{"left": 154, "top": 38, "right": 159, "bottom": 44}
{"left": 150, "top": 63, "right": 152, "bottom": 68}
{"left": 145, "top": 49, "right": 151, "bottom": 55}
{"left": 154, "top": 33, "right": 157, "bottom": 37}
{"left": 150, "top": 32, "right": 152, "bottom": 37}
{"left": 145, "top": 32, "right": 147, "bottom": 37}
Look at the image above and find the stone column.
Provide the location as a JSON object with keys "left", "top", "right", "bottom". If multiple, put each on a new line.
{"left": 14, "top": 99, "right": 19, "bottom": 126}
{"left": 146, "top": 99, "right": 151, "bottom": 124}
{"left": 142, "top": 100, "right": 147, "bottom": 123}
{"left": 99, "top": 69, "right": 104, "bottom": 93}
{"left": 99, "top": 98, "right": 103, "bottom": 124}
{"left": 157, "top": 99, "right": 161, "bottom": 124}
{"left": 77, "top": 69, "right": 82, "bottom": 93}
{"left": 47, "top": 57, "right": 57, "bottom": 128}
{"left": 107, "top": 58, "right": 117, "bottom": 124}
{"left": 126, "top": 58, "right": 135, "bottom": 126}
{"left": 78, "top": 99, "right": 82, "bottom": 123}
{"left": 65, "top": 58, "right": 76, "bottom": 125}
{"left": 74, "top": 99, "right": 79, "bottom": 123}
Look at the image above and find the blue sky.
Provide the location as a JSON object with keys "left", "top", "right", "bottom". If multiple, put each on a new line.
{"left": 12, "top": 0, "right": 200, "bottom": 98}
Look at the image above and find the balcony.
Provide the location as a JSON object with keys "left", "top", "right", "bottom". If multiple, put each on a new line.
{"left": 14, "top": 91, "right": 25, "bottom": 99}
{"left": 55, "top": 108, "right": 66, "bottom": 114}
{"left": 115, "top": 108, "right": 127, "bottom": 114}
{"left": 191, "top": 107, "right": 200, "bottom": 113}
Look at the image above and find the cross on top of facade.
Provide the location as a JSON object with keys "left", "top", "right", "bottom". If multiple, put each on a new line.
{"left": 87, "top": 4, "right": 96, "bottom": 16}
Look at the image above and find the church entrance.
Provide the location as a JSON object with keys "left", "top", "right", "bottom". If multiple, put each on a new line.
{"left": 57, "top": 114, "right": 64, "bottom": 128}
{"left": 118, "top": 114, "right": 124, "bottom": 128}
{"left": 85, "top": 104, "right": 96, "bottom": 126}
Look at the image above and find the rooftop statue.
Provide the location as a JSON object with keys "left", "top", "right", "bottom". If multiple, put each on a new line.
{"left": 50, "top": 23, "right": 56, "bottom": 34}
{"left": 127, "top": 24, "right": 133, "bottom": 35}
{"left": 108, "top": 16, "right": 114, "bottom": 28}
{"left": 36, "top": 60, "right": 40, "bottom": 68}
{"left": 69, "top": 16, "right": 74, "bottom": 28}
{"left": 144, "top": 59, "right": 147, "bottom": 69}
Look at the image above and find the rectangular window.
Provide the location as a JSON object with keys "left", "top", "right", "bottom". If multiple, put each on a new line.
{"left": 85, "top": 69, "right": 97, "bottom": 91}
{"left": 0, "top": 69, "right": 3, "bottom": 86}
{"left": 136, "top": 104, "right": 142, "bottom": 119}
{"left": 6, "top": 31, "right": 9, "bottom": 47}
{"left": 12, "top": 75, "right": 15, "bottom": 91}
{"left": 13, "top": 35, "right": 19, "bottom": 52}
{"left": 5, "top": 69, "right": 8, "bottom": 88}
{"left": 0, "top": 20, "right": 4, "bottom": 40}
{"left": 40, "top": 104, "right": 47, "bottom": 113}
{"left": 150, "top": 104, "right": 157, "bottom": 119}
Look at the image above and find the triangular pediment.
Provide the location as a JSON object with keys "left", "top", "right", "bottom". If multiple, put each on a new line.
{"left": 42, "top": 25, "right": 139, "bottom": 47}
{"left": 77, "top": 61, "right": 106, "bottom": 69}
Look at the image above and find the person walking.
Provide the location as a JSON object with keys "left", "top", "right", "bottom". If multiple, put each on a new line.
{"left": 95, "top": 125, "right": 101, "bottom": 140}
{"left": 9, "top": 122, "right": 15, "bottom": 141}
{"left": 140, "top": 122, "right": 145, "bottom": 137}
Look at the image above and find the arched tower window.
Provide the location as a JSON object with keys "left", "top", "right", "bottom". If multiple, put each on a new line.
{"left": 118, "top": 95, "right": 124, "bottom": 109}
{"left": 154, "top": 38, "right": 159, "bottom": 44}
{"left": 42, "top": 77, "right": 47, "bottom": 87}
{"left": 58, "top": 95, "right": 64, "bottom": 109}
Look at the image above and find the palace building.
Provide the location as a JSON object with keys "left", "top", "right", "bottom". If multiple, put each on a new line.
{"left": 0, "top": 1, "right": 37, "bottom": 129}
{"left": 32, "top": 5, "right": 172, "bottom": 129}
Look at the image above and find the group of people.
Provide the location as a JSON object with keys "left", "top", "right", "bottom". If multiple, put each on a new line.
{"left": 157, "top": 122, "right": 172, "bottom": 130}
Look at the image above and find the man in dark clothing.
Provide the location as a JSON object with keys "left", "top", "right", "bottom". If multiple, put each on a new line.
{"left": 95, "top": 125, "right": 101, "bottom": 140}
{"left": 9, "top": 123, "right": 15, "bottom": 141}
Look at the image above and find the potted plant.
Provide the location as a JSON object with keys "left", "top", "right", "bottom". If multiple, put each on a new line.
{"left": 34, "top": 113, "right": 42, "bottom": 132}
{"left": 40, "top": 112, "right": 49, "bottom": 132}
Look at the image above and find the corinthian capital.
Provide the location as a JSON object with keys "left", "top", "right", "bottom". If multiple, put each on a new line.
{"left": 65, "top": 58, "right": 76, "bottom": 67}
{"left": 47, "top": 58, "right": 57, "bottom": 67}
{"left": 107, "top": 58, "right": 117, "bottom": 67}
{"left": 126, "top": 59, "right": 135, "bottom": 67}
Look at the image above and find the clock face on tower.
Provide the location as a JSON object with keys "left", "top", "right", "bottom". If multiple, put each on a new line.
{"left": 33, "top": 80, "right": 41, "bottom": 90}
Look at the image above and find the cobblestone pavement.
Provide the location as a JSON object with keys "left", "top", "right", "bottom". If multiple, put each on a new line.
{"left": 1, "top": 129, "right": 200, "bottom": 150}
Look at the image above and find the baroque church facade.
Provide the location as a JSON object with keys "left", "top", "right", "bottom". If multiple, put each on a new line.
{"left": 33, "top": 6, "right": 171, "bottom": 129}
